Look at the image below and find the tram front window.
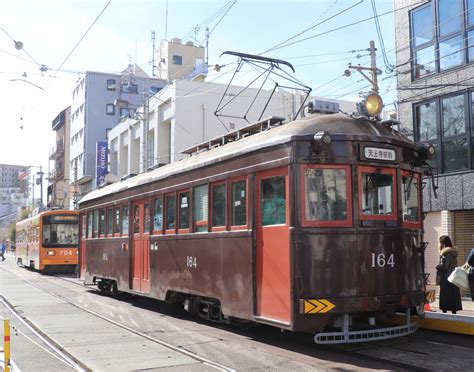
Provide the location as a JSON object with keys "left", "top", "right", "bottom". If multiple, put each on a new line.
{"left": 304, "top": 168, "right": 348, "bottom": 221}
{"left": 361, "top": 170, "right": 394, "bottom": 216}
{"left": 42, "top": 215, "right": 79, "bottom": 247}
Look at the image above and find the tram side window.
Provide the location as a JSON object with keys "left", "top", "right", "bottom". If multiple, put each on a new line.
{"left": 178, "top": 191, "right": 190, "bottom": 230}
{"left": 153, "top": 198, "right": 163, "bottom": 232}
{"left": 231, "top": 180, "right": 247, "bottom": 227}
{"left": 114, "top": 207, "right": 121, "bottom": 235}
{"left": 166, "top": 194, "right": 176, "bottom": 231}
{"left": 99, "top": 209, "right": 106, "bottom": 236}
{"left": 261, "top": 177, "right": 286, "bottom": 226}
{"left": 194, "top": 185, "right": 208, "bottom": 232}
{"left": 92, "top": 210, "right": 99, "bottom": 238}
{"left": 144, "top": 203, "right": 150, "bottom": 234}
{"left": 107, "top": 208, "right": 113, "bottom": 236}
{"left": 133, "top": 205, "right": 140, "bottom": 234}
{"left": 212, "top": 184, "right": 226, "bottom": 228}
{"left": 82, "top": 215, "right": 87, "bottom": 238}
{"left": 304, "top": 168, "right": 348, "bottom": 222}
{"left": 87, "top": 212, "right": 93, "bottom": 238}
{"left": 360, "top": 169, "right": 394, "bottom": 216}
{"left": 402, "top": 172, "right": 420, "bottom": 224}
{"left": 122, "top": 206, "right": 129, "bottom": 235}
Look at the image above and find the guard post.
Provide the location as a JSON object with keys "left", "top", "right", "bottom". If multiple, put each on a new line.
{"left": 3, "top": 319, "right": 10, "bottom": 372}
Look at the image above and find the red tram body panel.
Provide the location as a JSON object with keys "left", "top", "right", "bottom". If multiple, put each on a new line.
{"left": 79, "top": 114, "right": 428, "bottom": 342}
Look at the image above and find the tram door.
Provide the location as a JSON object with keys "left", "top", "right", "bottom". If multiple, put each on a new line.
{"left": 256, "top": 167, "right": 291, "bottom": 324}
{"left": 131, "top": 199, "right": 150, "bottom": 293}
{"left": 80, "top": 214, "right": 87, "bottom": 279}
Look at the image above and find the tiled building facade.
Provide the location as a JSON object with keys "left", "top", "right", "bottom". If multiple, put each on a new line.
{"left": 395, "top": 0, "right": 474, "bottom": 285}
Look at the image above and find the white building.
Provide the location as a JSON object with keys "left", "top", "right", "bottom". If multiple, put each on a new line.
{"left": 107, "top": 79, "right": 355, "bottom": 180}
{"left": 69, "top": 65, "right": 167, "bottom": 207}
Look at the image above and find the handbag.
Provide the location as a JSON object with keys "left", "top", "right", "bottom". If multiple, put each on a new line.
{"left": 447, "top": 264, "right": 470, "bottom": 290}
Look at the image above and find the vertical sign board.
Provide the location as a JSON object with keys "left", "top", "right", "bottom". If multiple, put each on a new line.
{"left": 96, "top": 141, "right": 108, "bottom": 187}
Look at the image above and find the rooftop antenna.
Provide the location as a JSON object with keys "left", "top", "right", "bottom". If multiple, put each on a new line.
{"left": 205, "top": 27, "right": 210, "bottom": 68}
{"left": 151, "top": 30, "right": 156, "bottom": 76}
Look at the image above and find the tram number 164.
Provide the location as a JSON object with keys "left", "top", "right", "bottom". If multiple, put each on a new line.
{"left": 186, "top": 256, "right": 197, "bottom": 268}
{"left": 371, "top": 253, "right": 395, "bottom": 268}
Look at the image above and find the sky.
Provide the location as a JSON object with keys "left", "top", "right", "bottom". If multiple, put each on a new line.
{"left": 0, "top": 0, "right": 396, "bottom": 179}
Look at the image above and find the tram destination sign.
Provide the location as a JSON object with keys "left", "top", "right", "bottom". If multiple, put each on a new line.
{"left": 364, "top": 147, "right": 396, "bottom": 161}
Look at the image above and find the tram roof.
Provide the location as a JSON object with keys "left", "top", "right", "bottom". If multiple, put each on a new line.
{"left": 80, "top": 113, "right": 411, "bottom": 205}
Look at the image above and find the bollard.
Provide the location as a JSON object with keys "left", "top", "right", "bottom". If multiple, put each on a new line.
{"left": 3, "top": 319, "right": 10, "bottom": 372}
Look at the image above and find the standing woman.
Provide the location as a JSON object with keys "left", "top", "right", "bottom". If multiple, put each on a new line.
{"left": 436, "top": 235, "right": 462, "bottom": 314}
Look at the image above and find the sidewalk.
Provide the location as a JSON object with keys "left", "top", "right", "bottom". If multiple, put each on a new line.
{"left": 416, "top": 286, "right": 474, "bottom": 335}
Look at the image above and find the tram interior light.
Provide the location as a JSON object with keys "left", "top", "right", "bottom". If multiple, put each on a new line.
{"left": 358, "top": 93, "right": 383, "bottom": 118}
{"left": 313, "top": 131, "right": 332, "bottom": 153}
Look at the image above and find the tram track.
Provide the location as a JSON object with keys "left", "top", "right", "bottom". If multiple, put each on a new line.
{"left": 32, "top": 273, "right": 472, "bottom": 371}
{"left": 3, "top": 266, "right": 473, "bottom": 371}
{"left": 0, "top": 295, "right": 86, "bottom": 371}
{"left": 2, "top": 267, "right": 235, "bottom": 372}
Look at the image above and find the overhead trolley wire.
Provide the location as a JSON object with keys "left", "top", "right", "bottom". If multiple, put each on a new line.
{"left": 261, "top": 0, "right": 364, "bottom": 55}
{"left": 53, "top": 0, "right": 112, "bottom": 76}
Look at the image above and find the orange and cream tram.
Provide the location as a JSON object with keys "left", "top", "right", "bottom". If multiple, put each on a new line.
{"left": 16, "top": 209, "right": 79, "bottom": 273}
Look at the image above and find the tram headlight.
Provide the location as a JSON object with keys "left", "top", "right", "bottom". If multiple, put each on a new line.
{"left": 313, "top": 131, "right": 332, "bottom": 153}
{"left": 416, "top": 143, "right": 435, "bottom": 162}
{"left": 47, "top": 250, "right": 55, "bottom": 256}
{"left": 358, "top": 93, "right": 383, "bottom": 118}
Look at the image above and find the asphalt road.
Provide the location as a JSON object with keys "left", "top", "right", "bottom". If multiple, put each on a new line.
{"left": 1, "top": 256, "right": 473, "bottom": 371}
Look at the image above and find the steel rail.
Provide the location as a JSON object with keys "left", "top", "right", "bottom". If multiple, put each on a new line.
{"left": 2, "top": 269, "right": 235, "bottom": 372}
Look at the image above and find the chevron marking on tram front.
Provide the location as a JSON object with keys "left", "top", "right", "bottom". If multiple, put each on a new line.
{"left": 303, "top": 299, "right": 336, "bottom": 314}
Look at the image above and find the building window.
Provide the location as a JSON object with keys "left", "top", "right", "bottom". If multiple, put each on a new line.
{"left": 149, "top": 86, "right": 162, "bottom": 95}
{"left": 106, "top": 104, "right": 115, "bottom": 115}
{"left": 120, "top": 83, "right": 138, "bottom": 94}
{"left": 120, "top": 107, "right": 135, "bottom": 118}
{"left": 107, "top": 79, "right": 116, "bottom": 90}
{"left": 410, "top": 0, "right": 471, "bottom": 78}
{"left": 414, "top": 92, "right": 472, "bottom": 173}
{"left": 172, "top": 55, "right": 182, "bottom": 65}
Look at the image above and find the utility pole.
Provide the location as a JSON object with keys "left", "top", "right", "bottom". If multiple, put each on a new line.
{"left": 140, "top": 93, "right": 150, "bottom": 173}
{"left": 346, "top": 40, "right": 380, "bottom": 93}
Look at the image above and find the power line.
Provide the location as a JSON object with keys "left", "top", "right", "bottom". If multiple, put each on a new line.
{"left": 53, "top": 0, "right": 112, "bottom": 77}
{"left": 371, "top": 0, "right": 394, "bottom": 73}
{"left": 261, "top": 0, "right": 364, "bottom": 55}
{"left": 264, "top": 2, "right": 423, "bottom": 53}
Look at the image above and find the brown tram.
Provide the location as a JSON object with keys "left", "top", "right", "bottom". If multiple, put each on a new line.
{"left": 78, "top": 107, "right": 432, "bottom": 344}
